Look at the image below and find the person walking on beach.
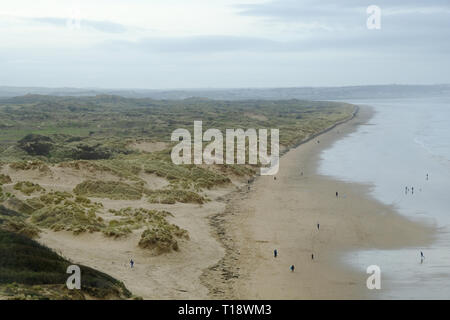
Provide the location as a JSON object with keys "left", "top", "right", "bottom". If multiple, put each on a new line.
{"left": 290, "top": 265, "right": 295, "bottom": 272}
{"left": 311, "top": 254, "right": 314, "bottom": 260}
{"left": 412, "top": 187, "right": 414, "bottom": 194}
{"left": 426, "top": 173, "right": 429, "bottom": 181}
{"left": 336, "top": 191, "right": 338, "bottom": 198}
{"left": 274, "top": 249, "right": 278, "bottom": 258}
{"left": 130, "top": 259, "right": 134, "bottom": 268}
{"left": 421, "top": 251, "right": 425, "bottom": 259}
{"left": 317, "top": 223, "right": 320, "bottom": 231}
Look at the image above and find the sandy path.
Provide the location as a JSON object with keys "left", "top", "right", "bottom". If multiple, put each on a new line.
{"left": 204, "top": 105, "right": 434, "bottom": 299}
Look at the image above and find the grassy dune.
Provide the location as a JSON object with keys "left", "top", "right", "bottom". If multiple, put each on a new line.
{"left": 0, "top": 228, "right": 131, "bottom": 300}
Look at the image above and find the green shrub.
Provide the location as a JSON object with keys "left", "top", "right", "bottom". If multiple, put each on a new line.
{"left": 17, "top": 134, "right": 54, "bottom": 156}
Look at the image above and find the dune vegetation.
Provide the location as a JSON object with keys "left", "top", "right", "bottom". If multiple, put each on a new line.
{"left": 0, "top": 94, "right": 355, "bottom": 299}
{"left": 139, "top": 220, "right": 189, "bottom": 254}
{"left": 73, "top": 180, "right": 144, "bottom": 200}
{"left": 13, "top": 181, "right": 45, "bottom": 196}
{"left": 0, "top": 174, "right": 12, "bottom": 185}
{"left": 147, "top": 188, "right": 205, "bottom": 204}
{"left": 104, "top": 208, "right": 188, "bottom": 247}
{"left": 0, "top": 95, "right": 355, "bottom": 203}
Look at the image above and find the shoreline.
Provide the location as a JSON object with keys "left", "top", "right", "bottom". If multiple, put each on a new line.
{"left": 202, "top": 104, "right": 434, "bottom": 299}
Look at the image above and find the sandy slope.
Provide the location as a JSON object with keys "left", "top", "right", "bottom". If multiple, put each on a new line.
{"left": 203, "top": 105, "right": 434, "bottom": 299}
{"left": 37, "top": 199, "right": 227, "bottom": 299}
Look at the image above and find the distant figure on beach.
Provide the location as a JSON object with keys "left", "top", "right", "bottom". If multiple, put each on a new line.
{"left": 426, "top": 173, "right": 429, "bottom": 181}
{"left": 130, "top": 259, "right": 134, "bottom": 268}
{"left": 290, "top": 265, "right": 295, "bottom": 272}
{"left": 317, "top": 223, "right": 320, "bottom": 230}
{"left": 311, "top": 254, "right": 314, "bottom": 260}
{"left": 421, "top": 251, "right": 425, "bottom": 259}
{"left": 274, "top": 249, "right": 278, "bottom": 258}
{"left": 274, "top": 176, "right": 276, "bottom": 180}
{"left": 336, "top": 191, "right": 338, "bottom": 198}
{"left": 411, "top": 187, "right": 414, "bottom": 194}
{"left": 405, "top": 186, "right": 408, "bottom": 194}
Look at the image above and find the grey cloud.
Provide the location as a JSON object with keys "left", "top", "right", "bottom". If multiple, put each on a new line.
{"left": 237, "top": 0, "right": 450, "bottom": 20}
{"left": 30, "top": 17, "right": 126, "bottom": 33}
{"left": 235, "top": 0, "right": 450, "bottom": 32}
{"left": 231, "top": 0, "right": 450, "bottom": 55}
{"left": 108, "top": 36, "right": 282, "bottom": 53}
{"left": 103, "top": 27, "right": 450, "bottom": 55}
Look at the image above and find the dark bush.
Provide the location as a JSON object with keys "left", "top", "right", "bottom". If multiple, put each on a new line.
{"left": 18, "top": 134, "right": 54, "bottom": 156}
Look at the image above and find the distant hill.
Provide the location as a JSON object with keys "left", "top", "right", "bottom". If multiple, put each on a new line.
{"left": 1, "top": 84, "right": 450, "bottom": 100}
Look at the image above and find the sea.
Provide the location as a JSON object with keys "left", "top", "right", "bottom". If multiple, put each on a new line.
{"left": 319, "top": 96, "right": 450, "bottom": 299}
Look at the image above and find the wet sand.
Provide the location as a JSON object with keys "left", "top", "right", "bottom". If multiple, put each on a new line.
{"left": 203, "top": 105, "right": 434, "bottom": 299}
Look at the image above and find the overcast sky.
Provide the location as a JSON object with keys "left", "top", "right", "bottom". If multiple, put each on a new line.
{"left": 0, "top": 0, "right": 449, "bottom": 89}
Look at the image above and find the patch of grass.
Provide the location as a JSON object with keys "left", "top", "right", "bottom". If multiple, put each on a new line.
{"left": 147, "top": 188, "right": 205, "bottom": 204}
{"left": 13, "top": 181, "right": 45, "bottom": 196}
{"left": 0, "top": 205, "right": 40, "bottom": 238}
{"left": 0, "top": 283, "right": 86, "bottom": 300}
{"left": 1, "top": 218, "right": 40, "bottom": 238}
{"left": 103, "top": 208, "right": 173, "bottom": 239}
{"left": 9, "top": 160, "right": 50, "bottom": 173}
{"left": 108, "top": 207, "right": 172, "bottom": 218}
{"left": 73, "top": 180, "right": 143, "bottom": 200}
{"left": 2, "top": 198, "right": 36, "bottom": 215}
{"left": 144, "top": 160, "right": 230, "bottom": 189}
{"left": 139, "top": 220, "right": 189, "bottom": 254}
{"left": 26, "top": 191, "right": 103, "bottom": 212}
{"left": 31, "top": 202, "right": 104, "bottom": 235}
{"left": 0, "top": 187, "right": 15, "bottom": 203}
{"left": 0, "top": 174, "right": 12, "bottom": 185}
{"left": 58, "top": 159, "right": 142, "bottom": 181}
{"left": 102, "top": 224, "right": 132, "bottom": 238}
{"left": 31, "top": 191, "right": 74, "bottom": 206}
{"left": 217, "top": 164, "right": 257, "bottom": 177}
